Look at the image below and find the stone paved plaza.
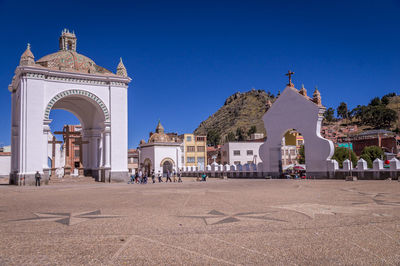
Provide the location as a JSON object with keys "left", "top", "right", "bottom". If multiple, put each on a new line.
{"left": 0, "top": 179, "right": 399, "bottom": 265}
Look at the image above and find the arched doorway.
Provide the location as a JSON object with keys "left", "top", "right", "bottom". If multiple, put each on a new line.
{"left": 45, "top": 91, "right": 109, "bottom": 181}
{"left": 160, "top": 158, "right": 174, "bottom": 177}
{"left": 143, "top": 158, "right": 152, "bottom": 177}
{"left": 162, "top": 161, "right": 172, "bottom": 177}
{"left": 280, "top": 129, "right": 306, "bottom": 178}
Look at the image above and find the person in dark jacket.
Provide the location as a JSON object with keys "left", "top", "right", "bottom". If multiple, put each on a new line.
{"left": 35, "top": 171, "right": 41, "bottom": 186}
{"left": 166, "top": 170, "right": 172, "bottom": 182}
{"left": 178, "top": 169, "right": 182, "bottom": 183}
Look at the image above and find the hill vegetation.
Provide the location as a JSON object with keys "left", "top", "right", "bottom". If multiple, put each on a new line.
{"left": 193, "top": 89, "right": 274, "bottom": 145}
{"left": 324, "top": 93, "right": 400, "bottom": 131}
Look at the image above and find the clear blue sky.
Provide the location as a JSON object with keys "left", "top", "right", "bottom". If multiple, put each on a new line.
{"left": 0, "top": 0, "right": 399, "bottom": 148}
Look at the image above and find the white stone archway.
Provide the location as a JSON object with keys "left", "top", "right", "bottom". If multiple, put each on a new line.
{"left": 44, "top": 90, "right": 110, "bottom": 180}
{"left": 9, "top": 30, "right": 131, "bottom": 185}
{"left": 259, "top": 85, "right": 334, "bottom": 178}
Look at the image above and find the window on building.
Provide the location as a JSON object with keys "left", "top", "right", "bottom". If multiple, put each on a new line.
{"left": 181, "top": 156, "right": 184, "bottom": 163}
{"left": 233, "top": 150, "right": 240, "bottom": 156}
{"left": 197, "top": 146, "right": 205, "bottom": 152}
{"left": 187, "top": 146, "right": 195, "bottom": 152}
{"left": 247, "top": 150, "right": 253, "bottom": 156}
{"left": 197, "top": 157, "right": 205, "bottom": 164}
{"left": 180, "top": 146, "right": 184, "bottom": 152}
{"left": 186, "top": 136, "right": 192, "bottom": 142}
{"left": 187, "top": 157, "right": 195, "bottom": 163}
{"left": 290, "top": 150, "right": 295, "bottom": 155}
{"left": 196, "top": 136, "right": 205, "bottom": 142}
{"left": 234, "top": 161, "right": 241, "bottom": 165}
{"left": 298, "top": 140, "right": 304, "bottom": 145}
{"left": 74, "top": 150, "right": 79, "bottom": 158}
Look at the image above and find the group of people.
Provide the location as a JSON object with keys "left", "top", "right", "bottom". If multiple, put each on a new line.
{"left": 129, "top": 169, "right": 183, "bottom": 184}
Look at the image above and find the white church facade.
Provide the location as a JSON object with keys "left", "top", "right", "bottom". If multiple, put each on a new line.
{"left": 139, "top": 121, "right": 184, "bottom": 177}
{"left": 9, "top": 29, "right": 131, "bottom": 185}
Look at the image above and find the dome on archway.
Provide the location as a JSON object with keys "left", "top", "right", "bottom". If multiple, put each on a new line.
{"left": 35, "top": 29, "right": 114, "bottom": 75}
{"left": 148, "top": 121, "right": 172, "bottom": 143}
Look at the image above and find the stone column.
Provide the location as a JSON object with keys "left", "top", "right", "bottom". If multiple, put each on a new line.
{"left": 91, "top": 136, "right": 99, "bottom": 169}
{"left": 42, "top": 119, "right": 51, "bottom": 182}
{"left": 42, "top": 120, "right": 51, "bottom": 169}
{"left": 103, "top": 124, "right": 111, "bottom": 168}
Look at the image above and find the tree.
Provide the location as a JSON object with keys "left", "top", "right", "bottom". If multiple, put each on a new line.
{"left": 369, "top": 97, "right": 381, "bottom": 106}
{"left": 337, "top": 102, "right": 348, "bottom": 120}
{"left": 381, "top": 92, "right": 396, "bottom": 105}
{"left": 236, "top": 127, "right": 246, "bottom": 141}
{"left": 207, "top": 129, "right": 220, "bottom": 146}
{"left": 350, "top": 105, "right": 365, "bottom": 121}
{"left": 332, "top": 147, "right": 357, "bottom": 168}
{"left": 225, "top": 132, "right": 236, "bottom": 142}
{"left": 298, "top": 145, "right": 305, "bottom": 164}
{"left": 247, "top": 126, "right": 257, "bottom": 136}
{"left": 360, "top": 146, "right": 384, "bottom": 168}
{"left": 323, "top": 107, "right": 335, "bottom": 122}
{"left": 381, "top": 96, "right": 390, "bottom": 105}
{"left": 360, "top": 105, "right": 397, "bottom": 129}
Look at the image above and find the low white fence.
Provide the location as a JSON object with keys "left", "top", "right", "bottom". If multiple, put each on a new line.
{"left": 181, "top": 158, "right": 400, "bottom": 180}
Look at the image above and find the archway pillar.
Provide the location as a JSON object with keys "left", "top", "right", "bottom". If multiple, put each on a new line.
{"left": 42, "top": 119, "right": 51, "bottom": 169}
{"left": 103, "top": 123, "right": 111, "bottom": 168}
{"left": 83, "top": 129, "right": 102, "bottom": 181}
{"left": 41, "top": 119, "right": 51, "bottom": 183}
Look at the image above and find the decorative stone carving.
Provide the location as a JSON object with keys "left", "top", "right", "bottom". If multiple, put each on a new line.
{"left": 116, "top": 57, "right": 128, "bottom": 77}
{"left": 44, "top": 89, "right": 110, "bottom": 121}
{"left": 20, "top": 43, "right": 35, "bottom": 66}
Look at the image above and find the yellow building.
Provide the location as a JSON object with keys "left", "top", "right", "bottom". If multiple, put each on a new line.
{"left": 181, "top": 134, "right": 207, "bottom": 169}
{"left": 284, "top": 130, "right": 304, "bottom": 147}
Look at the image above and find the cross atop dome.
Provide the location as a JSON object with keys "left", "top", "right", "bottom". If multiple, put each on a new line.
{"left": 285, "top": 70, "right": 295, "bottom": 87}
{"left": 59, "top": 29, "right": 77, "bottom": 51}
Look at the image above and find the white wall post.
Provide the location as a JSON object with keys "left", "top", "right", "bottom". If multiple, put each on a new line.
{"left": 42, "top": 120, "right": 51, "bottom": 170}
{"left": 103, "top": 124, "right": 111, "bottom": 168}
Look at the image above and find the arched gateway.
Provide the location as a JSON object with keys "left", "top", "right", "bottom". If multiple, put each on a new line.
{"left": 9, "top": 29, "right": 131, "bottom": 185}
{"left": 259, "top": 76, "right": 334, "bottom": 178}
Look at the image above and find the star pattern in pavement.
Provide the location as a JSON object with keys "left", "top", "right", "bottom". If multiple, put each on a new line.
{"left": 179, "top": 209, "right": 287, "bottom": 225}
{"left": 12, "top": 210, "right": 122, "bottom": 226}
{"left": 275, "top": 203, "right": 367, "bottom": 219}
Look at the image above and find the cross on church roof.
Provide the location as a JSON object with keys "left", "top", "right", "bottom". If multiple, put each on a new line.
{"left": 285, "top": 70, "right": 295, "bottom": 87}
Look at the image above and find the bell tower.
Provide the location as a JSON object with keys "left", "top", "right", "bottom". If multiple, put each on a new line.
{"left": 59, "top": 29, "right": 77, "bottom": 51}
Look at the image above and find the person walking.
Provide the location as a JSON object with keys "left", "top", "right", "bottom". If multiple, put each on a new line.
{"left": 166, "top": 169, "right": 172, "bottom": 182}
{"left": 138, "top": 169, "right": 143, "bottom": 184}
{"left": 157, "top": 170, "right": 163, "bottom": 182}
{"left": 178, "top": 169, "right": 182, "bottom": 183}
{"left": 35, "top": 171, "right": 41, "bottom": 186}
{"left": 173, "top": 170, "right": 177, "bottom": 182}
{"left": 151, "top": 170, "right": 156, "bottom": 183}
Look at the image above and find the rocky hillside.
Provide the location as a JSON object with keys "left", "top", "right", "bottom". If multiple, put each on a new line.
{"left": 194, "top": 89, "right": 273, "bottom": 142}
{"left": 387, "top": 95, "right": 400, "bottom": 129}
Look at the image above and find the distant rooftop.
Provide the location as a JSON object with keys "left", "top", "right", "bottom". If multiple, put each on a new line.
{"left": 356, "top": 129, "right": 394, "bottom": 136}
